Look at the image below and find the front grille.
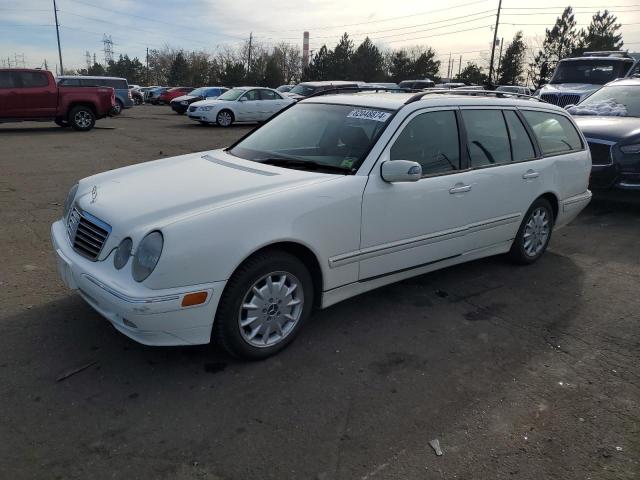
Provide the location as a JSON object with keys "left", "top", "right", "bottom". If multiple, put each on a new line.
{"left": 588, "top": 142, "right": 613, "bottom": 166}
{"left": 66, "top": 207, "right": 111, "bottom": 260}
{"left": 541, "top": 93, "right": 581, "bottom": 107}
{"left": 189, "top": 105, "right": 197, "bottom": 113}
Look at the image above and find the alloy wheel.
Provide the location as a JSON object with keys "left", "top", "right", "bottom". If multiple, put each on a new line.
{"left": 523, "top": 207, "right": 550, "bottom": 257}
{"left": 238, "top": 271, "right": 304, "bottom": 348}
{"left": 74, "top": 111, "right": 92, "bottom": 129}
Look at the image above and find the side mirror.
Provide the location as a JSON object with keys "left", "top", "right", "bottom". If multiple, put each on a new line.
{"left": 380, "top": 160, "right": 422, "bottom": 182}
{"left": 565, "top": 104, "right": 576, "bottom": 110}
{"left": 238, "top": 97, "right": 247, "bottom": 102}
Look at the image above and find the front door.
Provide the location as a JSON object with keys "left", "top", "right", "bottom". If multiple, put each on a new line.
{"left": 360, "top": 108, "right": 474, "bottom": 280}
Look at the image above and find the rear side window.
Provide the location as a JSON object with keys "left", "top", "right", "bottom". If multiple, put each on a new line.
{"left": 19, "top": 71, "right": 49, "bottom": 88}
{"left": 0, "top": 71, "right": 18, "bottom": 88}
{"left": 390, "top": 110, "right": 460, "bottom": 175}
{"left": 461, "top": 110, "right": 511, "bottom": 168}
{"left": 522, "top": 110, "right": 583, "bottom": 155}
{"left": 504, "top": 111, "right": 536, "bottom": 161}
{"left": 260, "top": 89, "right": 278, "bottom": 100}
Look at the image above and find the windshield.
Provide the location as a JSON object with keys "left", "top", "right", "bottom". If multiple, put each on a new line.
{"left": 289, "top": 84, "right": 316, "bottom": 96}
{"left": 189, "top": 87, "right": 206, "bottom": 97}
{"left": 229, "top": 103, "right": 394, "bottom": 172}
{"left": 550, "top": 60, "right": 625, "bottom": 85}
{"left": 277, "top": 85, "right": 293, "bottom": 92}
{"left": 497, "top": 86, "right": 519, "bottom": 93}
{"left": 570, "top": 85, "right": 640, "bottom": 117}
{"left": 217, "top": 89, "right": 245, "bottom": 101}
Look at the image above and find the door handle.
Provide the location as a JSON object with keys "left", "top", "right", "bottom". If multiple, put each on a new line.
{"left": 522, "top": 169, "right": 540, "bottom": 179}
{"left": 449, "top": 183, "right": 472, "bottom": 194}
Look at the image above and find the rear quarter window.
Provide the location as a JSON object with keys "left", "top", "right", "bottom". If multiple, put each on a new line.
{"left": 0, "top": 71, "right": 19, "bottom": 88}
{"left": 521, "top": 110, "right": 583, "bottom": 156}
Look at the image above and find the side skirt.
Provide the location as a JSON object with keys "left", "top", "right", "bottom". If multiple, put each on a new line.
{"left": 320, "top": 240, "right": 513, "bottom": 309}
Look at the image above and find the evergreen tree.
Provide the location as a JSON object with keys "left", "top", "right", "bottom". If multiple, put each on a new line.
{"left": 87, "top": 62, "right": 105, "bottom": 76}
{"left": 389, "top": 50, "right": 412, "bottom": 83}
{"left": 263, "top": 55, "right": 284, "bottom": 87}
{"left": 303, "top": 45, "right": 332, "bottom": 81}
{"left": 220, "top": 61, "right": 245, "bottom": 86}
{"left": 351, "top": 37, "right": 384, "bottom": 82}
{"left": 498, "top": 31, "right": 527, "bottom": 85}
{"left": 529, "top": 7, "right": 578, "bottom": 87}
{"left": 328, "top": 33, "right": 354, "bottom": 79}
{"left": 457, "top": 62, "right": 488, "bottom": 85}
{"left": 577, "top": 10, "right": 623, "bottom": 53}
{"left": 409, "top": 47, "right": 440, "bottom": 80}
{"left": 167, "top": 51, "right": 189, "bottom": 85}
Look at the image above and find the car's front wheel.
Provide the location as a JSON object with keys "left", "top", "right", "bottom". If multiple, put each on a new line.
{"left": 509, "top": 197, "right": 554, "bottom": 264}
{"left": 111, "top": 99, "right": 123, "bottom": 115}
{"left": 214, "top": 250, "right": 313, "bottom": 360}
{"left": 216, "top": 109, "right": 234, "bottom": 127}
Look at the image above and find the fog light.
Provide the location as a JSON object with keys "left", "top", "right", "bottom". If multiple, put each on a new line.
{"left": 182, "top": 292, "right": 208, "bottom": 307}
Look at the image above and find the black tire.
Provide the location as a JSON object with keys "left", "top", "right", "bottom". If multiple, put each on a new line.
{"left": 509, "top": 197, "right": 554, "bottom": 264}
{"left": 68, "top": 105, "right": 96, "bottom": 132}
{"left": 216, "top": 109, "right": 234, "bottom": 127}
{"left": 111, "top": 99, "right": 123, "bottom": 115}
{"left": 213, "top": 250, "right": 314, "bottom": 360}
{"left": 54, "top": 118, "right": 69, "bottom": 128}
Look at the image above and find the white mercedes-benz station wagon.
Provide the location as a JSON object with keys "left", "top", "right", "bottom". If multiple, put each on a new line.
{"left": 51, "top": 90, "right": 592, "bottom": 359}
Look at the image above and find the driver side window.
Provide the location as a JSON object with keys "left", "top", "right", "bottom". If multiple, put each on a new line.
{"left": 390, "top": 110, "right": 460, "bottom": 176}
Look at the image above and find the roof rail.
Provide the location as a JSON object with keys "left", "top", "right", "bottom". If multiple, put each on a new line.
{"left": 582, "top": 50, "right": 630, "bottom": 58}
{"left": 304, "top": 85, "right": 416, "bottom": 98}
{"left": 404, "top": 89, "right": 547, "bottom": 104}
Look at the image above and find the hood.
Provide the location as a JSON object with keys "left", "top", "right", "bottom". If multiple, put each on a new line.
{"left": 171, "top": 94, "right": 196, "bottom": 103}
{"left": 574, "top": 116, "right": 640, "bottom": 142}
{"left": 541, "top": 83, "right": 601, "bottom": 95}
{"left": 283, "top": 92, "right": 304, "bottom": 100}
{"left": 75, "top": 149, "right": 339, "bottom": 235}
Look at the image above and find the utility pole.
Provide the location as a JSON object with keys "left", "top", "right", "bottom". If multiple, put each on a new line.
{"left": 458, "top": 55, "right": 462, "bottom": 78}
{"left": 496, "top": 37, "right": 504, "bottom": 84}
{"left": 52, "top": 0, "right": 64, "bottom": 74}
{"left": 146, "top": 47, "right": 149, "bottom": 85}
{"left": 447, "top": 52, "right": 452, "bottom": 80}
{"left": 488, "top": 0, "right": 502, "bottom": 87}
{"left": 247, "top": 32, "right": 253, "bottom": 77}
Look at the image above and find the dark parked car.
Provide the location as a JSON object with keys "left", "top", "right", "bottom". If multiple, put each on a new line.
{"left": 284, "top": 81, "right": 360, "bottom": 100}
{"left": 398, "top": 79, "right": 435, "bottom": 90}
{"left": 170, "top": 87, "right": 228, "bottom": 114}
{"left": 569, "top": 78, "right": 640, "bottom": 190}
{"left": 147, "top": 86, "right": 170, "bottom": 104}
{"left": 0, "top": 69, "right": 114, "bottom": 131}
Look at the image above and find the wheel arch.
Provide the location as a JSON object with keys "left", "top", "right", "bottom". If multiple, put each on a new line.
{"left": 66, "top": 101, "right": 97, "bottom": 119}
{"left": 227, "top": 241, "right": 324, "bottom": 308}
{"left": 537, "top": 191, "right": 559, "bottom": 223}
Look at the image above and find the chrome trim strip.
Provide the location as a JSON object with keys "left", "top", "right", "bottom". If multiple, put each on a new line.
{"left": 84, "top": 275, "right": 181, "bottom": 304}
{"left": 202, "top": 154, "right": 280, "bottom": 176}
{"left": 328, "top": 213, "right": 521, "bottom": 268}
{"left": 585, "top": 138, "right": 616, "bottom": 146}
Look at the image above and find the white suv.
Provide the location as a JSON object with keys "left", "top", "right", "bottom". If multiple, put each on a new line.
{"left": 52, "top": 91, "right": 592, "bottom": 359}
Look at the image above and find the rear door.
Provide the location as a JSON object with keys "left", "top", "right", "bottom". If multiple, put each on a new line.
{"left": 456, "top": 107, "right": 542, "bottom": 250}
{"left": 0, "top": 71, "right": 21, "bottom": 117}
{"left": 17, "top": 71, "right": 57, "bottom": 117}
{"left": 258, "top": 89, "right": 288, "bottom": 120}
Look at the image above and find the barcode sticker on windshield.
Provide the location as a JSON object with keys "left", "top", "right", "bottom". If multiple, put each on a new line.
{"left": 347, "top": 109, "right": 391, "bottom": 122}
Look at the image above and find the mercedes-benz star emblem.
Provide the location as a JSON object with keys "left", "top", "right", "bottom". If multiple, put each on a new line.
{"left": 91, "top": 185, "right": 98, "bottom": 203}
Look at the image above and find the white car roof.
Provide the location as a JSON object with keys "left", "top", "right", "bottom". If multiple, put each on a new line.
{"left": 301, "top": 91, "right": 566, "bottom": 113}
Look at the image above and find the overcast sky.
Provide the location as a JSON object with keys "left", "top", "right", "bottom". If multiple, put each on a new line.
{"left": 2, "top": 0, "right": 640, "bottom": 76}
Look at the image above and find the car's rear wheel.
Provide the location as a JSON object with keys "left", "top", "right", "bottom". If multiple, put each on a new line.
{"left": 111, "top": 99, "right": 123, "bottom": 115}
{"left": 68, "top": 106, "right": 96, "bottom": 131}
{"left": 216, "top": 110, "right": 234, "bottom": 127}
{"left": 213, "top": 250, "right": 313, "bottom": 360}
{"left": 509, "top": 197, "right": 554, "bottom": 264}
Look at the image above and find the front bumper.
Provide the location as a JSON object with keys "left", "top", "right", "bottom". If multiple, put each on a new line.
{"left": 51, "top": 220, "right": 225, "bottom": 346}
{"left": 171, "top": 103, "right": 188, "bottom": 114}
{"left": 591, "top": 164, "right": 640, "bottom": 190}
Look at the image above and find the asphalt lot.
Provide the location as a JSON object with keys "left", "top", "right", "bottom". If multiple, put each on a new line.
{"left": 1, "top": 105, "right": 639, "bottom": 480}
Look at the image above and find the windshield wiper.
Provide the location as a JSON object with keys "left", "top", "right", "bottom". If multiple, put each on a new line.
{"left": 258, "top": 158, "right": 352, "bottom": 174}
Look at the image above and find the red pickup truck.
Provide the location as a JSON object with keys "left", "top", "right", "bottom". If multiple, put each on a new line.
{"left": 0, "top": 69, "right": 114, "bottom": 131}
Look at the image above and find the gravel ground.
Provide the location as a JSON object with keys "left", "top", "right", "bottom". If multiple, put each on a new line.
{"left": 0, "top": 105, "right": 638, "bottom": 480}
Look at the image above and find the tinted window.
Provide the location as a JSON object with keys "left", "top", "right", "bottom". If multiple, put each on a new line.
{"left": 390, "top": 110, "right": 460, "bottom": 175}
{"left": 462, "top": 110, "right": 511, "bottom": 167}
{"left": 19, "top": 71, "right": 49, "bottom": 88}
{"left": 504, "top": 111, "right": 536, "bottom": 161}
{"left": 260, "top": 89, "right": 278, "bottom": 100}
{"left": 0, "top": 72, "right": 19, "bottom": 88}
{"left": 59, "top": 78, "right": 81, "bottom": 86}
{"left": 522, "top": 110, "right": 583, "bottom": 155}
{"left": 241, "top": 89, "right": 259, "bottom": 101}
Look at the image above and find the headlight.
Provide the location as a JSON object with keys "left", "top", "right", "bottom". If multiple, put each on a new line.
{"left": 132, "top": 231, "right": 163, "bottom": 282}
{"left": 620, "top": 144, "right": 640, "bottom": 154}
{"left": 180, "top": 101, "right": 188, "bottom": 105}
{"left": 64, "top": 183, "right": 79, "bottom": 218}
{"left": 199, "top": 106, "right": 213, "bottom": 111}
{"left": 113, "top": 237, "right": 132, "bottom": 270}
